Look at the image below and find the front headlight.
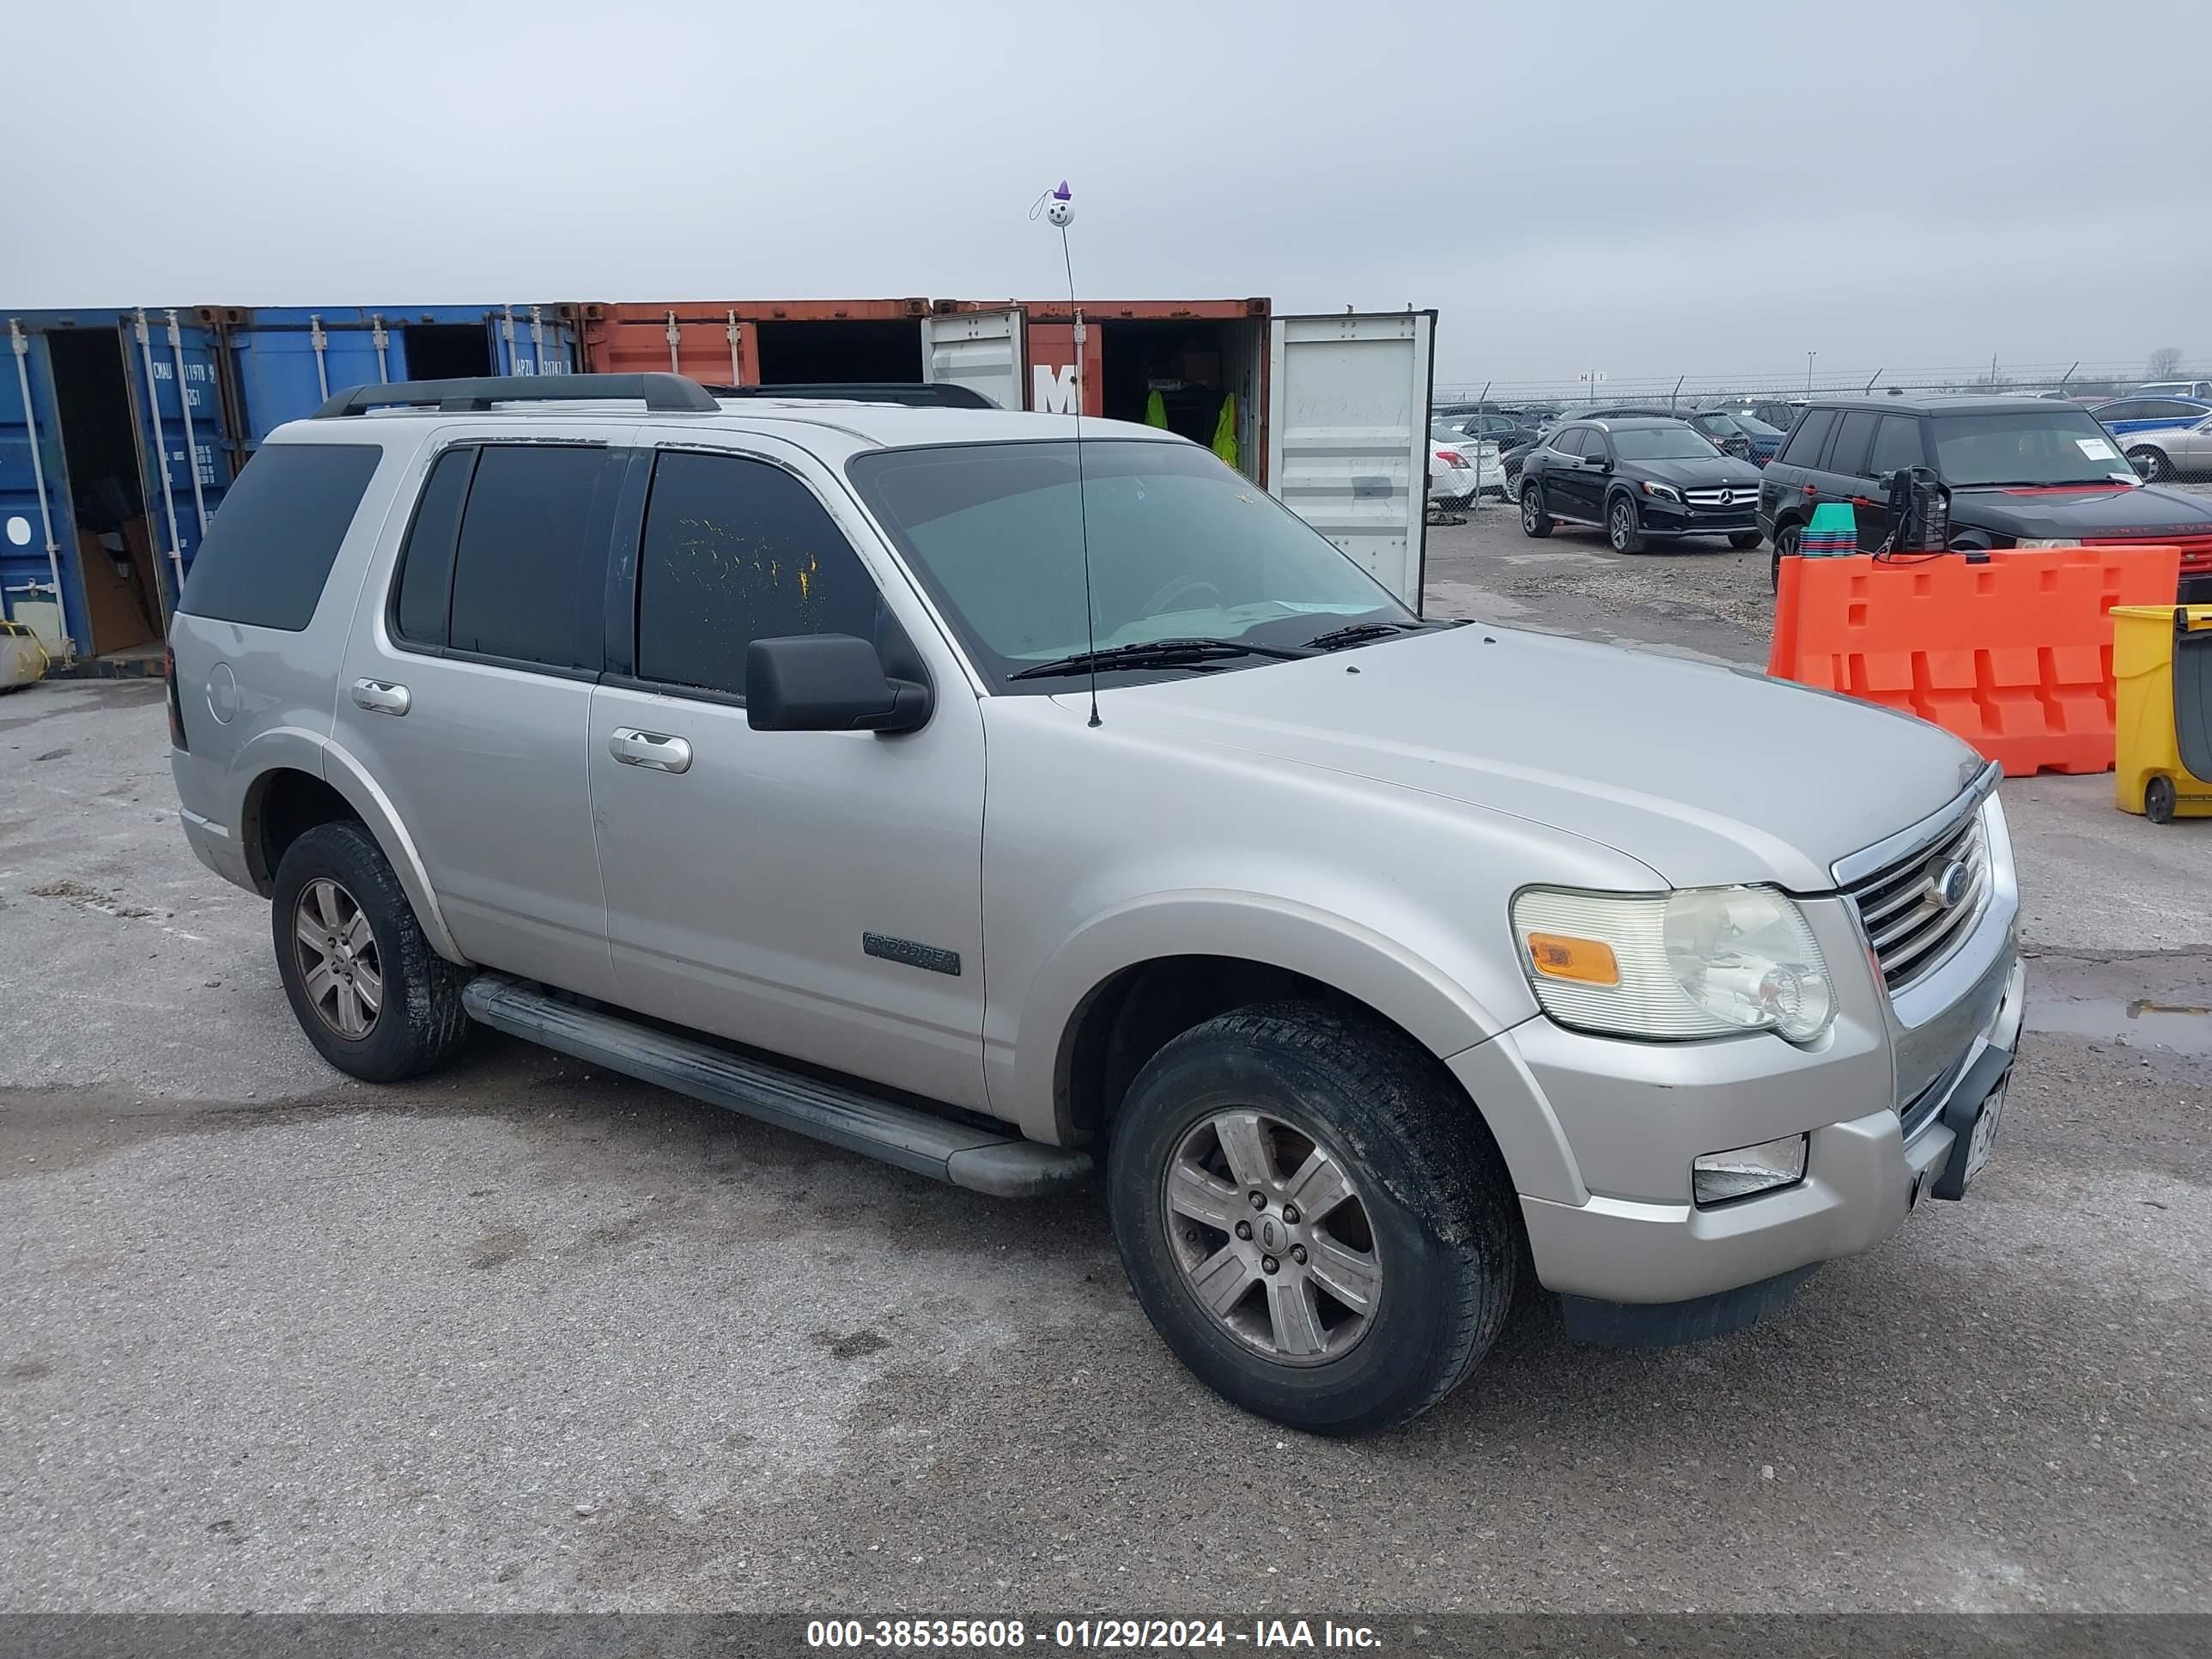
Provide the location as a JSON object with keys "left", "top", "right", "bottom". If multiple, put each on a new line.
{"left": 1513, "top": 886, "right": 1836, "bottom": 1043}
{"left": 1640, "top": 480, "right": 1683, "bottom": 503}
{"left": 2014, "top": 538, "right": 2081, "bottom": 549}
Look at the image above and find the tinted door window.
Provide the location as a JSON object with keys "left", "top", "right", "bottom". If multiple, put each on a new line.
{"left": 391, "top": 447, "right": 477, "bottom": 647}
{"left": 179, "top": 444, "right": 381, "bottom": 631}
{"left": 1552, "top": 428, "right": 1588, "bottom": 458}
{"left": 2099, "top": 401, "right": 2144, "bottom": 422}
{"left": 636, "top": 451, "right": 882, "bottom": 697}
{"left": 447, "top": 445, "right": 623, "bottom": 670}
{"left": 2148, "top": 400, "right": 2199, "bottom": 418}
{"left": 1778, "top": 407, "right": 1836, "bottom": 465}
{"left": 1829, "top": 410, "right": 1881, "bottom": 477}
{"left": 1869, "top": 415, "right": 1925, "bottom": 477}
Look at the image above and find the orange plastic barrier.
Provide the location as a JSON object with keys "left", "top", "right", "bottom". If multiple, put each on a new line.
{"left": 1766, "top": 547, "right": 2184, "bottom": 776}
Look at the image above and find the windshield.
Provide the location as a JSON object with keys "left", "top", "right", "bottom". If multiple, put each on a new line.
{"left": 1930, "top": 411, "right": 2139, "bottom": 487}
{"left": 1610, "top": 426, "right": 1722, "bottom": 460}
{"left": 1729, "top": 411, "right": 1784, "bottom": 438}
{"left": 848, "top": 441, "right": 1414, "bottom": 690}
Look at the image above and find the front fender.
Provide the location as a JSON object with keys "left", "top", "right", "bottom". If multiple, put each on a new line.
{"left": 1004, "top": 889, "right": 1522, "bottom": 1146}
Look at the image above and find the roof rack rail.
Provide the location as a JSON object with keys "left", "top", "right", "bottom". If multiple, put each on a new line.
{"left": 311, "top": 372, "right": 720, "bottom": 419}
{"left": 702, "top": 381, "right": 997, "bottom": 410}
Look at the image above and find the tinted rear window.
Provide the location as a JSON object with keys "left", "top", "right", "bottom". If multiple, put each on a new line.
{"left": 178, "top": 444, "right": 381, "bottom": 630}
{"left": 446, "top": 445, "right": 624, "bottom": 670}
{"left": 1778, "top": 407, "right": 1836, "bottom": 466}
{"left": 1830, "top": 410, "right": 1880, "bottom": 476}
{"left": 391, "top": 447, "right": 477, "bottom": 647}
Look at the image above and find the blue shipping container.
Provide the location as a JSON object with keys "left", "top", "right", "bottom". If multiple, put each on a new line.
{"left": 3, "top": 307, "right": 239, "bottom": 660}
{"left": 224, "top": 304, "right": 578, "bottom": 446}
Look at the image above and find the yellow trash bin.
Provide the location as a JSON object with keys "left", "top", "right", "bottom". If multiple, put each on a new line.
{"left": 2112, "top": 605, "right": 2212, "bottom": 823}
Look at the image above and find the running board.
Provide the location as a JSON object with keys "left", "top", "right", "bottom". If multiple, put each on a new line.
{"left": 461, "top": 973, "right": 1093, "bottom": 1199}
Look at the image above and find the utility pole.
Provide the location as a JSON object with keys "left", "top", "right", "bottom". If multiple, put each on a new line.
{"left": 1806, "top": 350, "right": 1817, "bottom": 391}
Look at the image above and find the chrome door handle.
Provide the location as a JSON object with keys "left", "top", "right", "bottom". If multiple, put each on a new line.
{"left": 352, "top": 678, "right": 410, "bottom": 716}
{"left": 609, "top": 727, "right": 693, "bottom": 774}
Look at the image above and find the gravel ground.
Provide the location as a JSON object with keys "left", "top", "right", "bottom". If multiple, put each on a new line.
{"left": 2, "top": 540, "right": 2207, "bottom": 1616}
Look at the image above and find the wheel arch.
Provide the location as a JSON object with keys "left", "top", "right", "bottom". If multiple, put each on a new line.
{"left": 241, "top": 740, "right": 468, "bottom": 965}
{"left": 1011, "top": 892, "right": 1529, "bottom": 1150}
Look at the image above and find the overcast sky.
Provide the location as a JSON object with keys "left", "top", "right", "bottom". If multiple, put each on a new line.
{"left": 6, "top": 0, "right": 2209, "bottom": 391}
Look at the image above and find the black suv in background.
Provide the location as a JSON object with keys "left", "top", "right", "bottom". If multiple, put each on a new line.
{"left": 1758, "top": 394, "right": 2212, "bottom": 598}
{"left": 1580, "top": 406, "right": 1754, "bottom": 459}
{"left": 1519, "top": 418, "right": 1767, "bottom": 553}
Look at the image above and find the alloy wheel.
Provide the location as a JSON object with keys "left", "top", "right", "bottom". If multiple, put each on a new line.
{"left": 292, "top": 877, "right": 382, "bottom": 1039}
{"left": 1161, "top": 1109, "right": 1382, "bottom": 1365}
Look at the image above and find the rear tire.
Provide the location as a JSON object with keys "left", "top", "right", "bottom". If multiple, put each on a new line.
{"left": 2128, "top": 446, "right": 2172, "bottom": 483}
{"left": 1520, "top": 483, "right": 1553, "bottom": 538}
{"left": 2145, "top": 775, "right": 2179, "bottom": 824}
{"left": 1771, "top": 522, "right": 1802, "bottom": 590}
{"left": 1108, "top": 1001, "right": 1522, "bottom": 1436}
{"left": 1607, "top": 494, "right": 1646, "bottom": 554}
{"left": 271, "top": 821, "right": 471, "bottom": 1084}
{"left": 1729, "top": 531, "right": 1764, "bottom": 550}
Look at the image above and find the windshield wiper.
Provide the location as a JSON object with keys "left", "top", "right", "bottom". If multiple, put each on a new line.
{"left": 1007, "top": 637, "right": 1313, "bottom": 682}
{"left": 1304, "top": 620, "right": 1427, "bottom": 652}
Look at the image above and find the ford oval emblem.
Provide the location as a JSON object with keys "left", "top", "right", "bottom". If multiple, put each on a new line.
{"left": 1931, "top": 859, "right": 1972, "bottom": 908}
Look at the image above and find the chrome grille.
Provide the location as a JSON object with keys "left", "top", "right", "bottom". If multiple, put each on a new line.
{"left": 1845, "top": 806, "right": 1990, "bottom": 993}
{"left": 1683, "top": 486, "right": 1754, "bottom": 507}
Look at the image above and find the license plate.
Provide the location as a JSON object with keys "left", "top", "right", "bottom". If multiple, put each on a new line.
{"left": 1962, "top": 1084, "right": 2006, "bottom": 1185}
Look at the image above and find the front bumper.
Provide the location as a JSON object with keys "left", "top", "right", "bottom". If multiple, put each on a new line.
{"left": 1639, "top": 498, "right": 1759, "bottom": 536}
{"left": 1451, "top": 884, "right": 2023, "bottom": 1315}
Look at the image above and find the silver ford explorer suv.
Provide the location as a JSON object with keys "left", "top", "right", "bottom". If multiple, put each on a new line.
{"left": 168, "top": 373, "right": 2023, "bottom": 1435}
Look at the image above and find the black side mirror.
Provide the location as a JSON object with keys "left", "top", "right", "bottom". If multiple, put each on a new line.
{"left": 746, "top": 635, "right": 932, "bottom": 734}
{"left": 1588, "top": 452, "right": 1613, "bottom": 471}
{"left": 2130, "top": 453, "right": 2154, "bottom": 479}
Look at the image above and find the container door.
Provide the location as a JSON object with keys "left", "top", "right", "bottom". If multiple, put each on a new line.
{"left": 227, "top": 313, "right": 395, "bottom": 447}
{"left": 126, "top": 310, "right": 238, "bottom": 609}
{"left": 521, "top": 307, "right": 575, "bottom": 375}
{"left": 920, "top": 307, "right": 1024, "bottom": 410}
{"left": 493, "top": 307, "right": 576, "bottom": 376}
{"left": 2, "top": 324, "right": 79, "bottom": 653}
{"left": 1266, "top": 311, "right": 1436, "bottom": 611}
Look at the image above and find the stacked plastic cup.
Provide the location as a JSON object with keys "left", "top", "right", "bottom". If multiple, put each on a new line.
{"left": 1798, "top": 501, "right": 1859, "bottom": 556}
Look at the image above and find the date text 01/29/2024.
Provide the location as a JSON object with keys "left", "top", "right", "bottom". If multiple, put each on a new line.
{"left": 805, "top": 1619, "right": 1384, "bottom": 1650}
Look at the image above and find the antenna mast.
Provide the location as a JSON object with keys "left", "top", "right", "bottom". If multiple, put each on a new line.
{"left": 1036, "top": 181, "right": 1101, "bottom": 727}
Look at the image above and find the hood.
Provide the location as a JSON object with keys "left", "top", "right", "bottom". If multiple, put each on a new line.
{"left": 1079, "top": 626, "right": 1983, "bottom": 891}
{"left": 1638, "top": 454, "right": 1765, "bottom": 488}
{"left": 1949, "top": 481, "right": 2212, "bottom": 539}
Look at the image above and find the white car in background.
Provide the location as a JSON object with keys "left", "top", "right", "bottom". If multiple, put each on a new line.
{"left": 1430, "top": 422, "right": 1504, "bottom": 507}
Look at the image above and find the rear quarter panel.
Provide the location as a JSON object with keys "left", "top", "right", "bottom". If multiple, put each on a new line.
{"left": 168, "top": 427, "right": 421, "bottom": 884}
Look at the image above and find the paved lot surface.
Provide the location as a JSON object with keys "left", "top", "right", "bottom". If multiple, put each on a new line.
{"left": 2, "top": 537, "right": 2207, "bottom": 1613}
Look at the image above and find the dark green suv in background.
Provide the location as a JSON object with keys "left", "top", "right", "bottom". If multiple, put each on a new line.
{"left": 1757, "top": 393, "right": 2212, "bottom": 600}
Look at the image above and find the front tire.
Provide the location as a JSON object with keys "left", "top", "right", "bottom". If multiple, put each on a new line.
{"left": 1109, "top": 1002, "right": 1522, "bottom": 1435}
{"left": 271, "top": 821, "right": 471, "bottom": 1083}
{"left": 1607, "top": 494, "right": 1646, "bottom": 553}
{"left": 1729, "top": 531, "right": 1764, "bottom": 550}
{"left": 1520, "top": 483, "right": 1553, "bottom": 538}
{"left": 2128, "top": 446, "right": 2172, "bottom": 483}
